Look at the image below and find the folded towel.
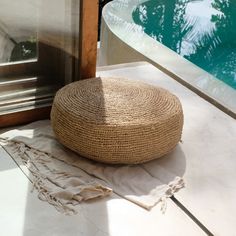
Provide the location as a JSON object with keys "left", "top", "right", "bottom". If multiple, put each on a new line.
{"left": 0, "top": 120, "right": 184, "bottom": 214}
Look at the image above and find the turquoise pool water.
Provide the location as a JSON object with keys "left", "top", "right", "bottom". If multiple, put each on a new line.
{"left": 132, "top": 0, "right": 236, "bottom": 89}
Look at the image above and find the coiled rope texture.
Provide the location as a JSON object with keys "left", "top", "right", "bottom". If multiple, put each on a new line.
{"left": 51, "top": 77, "right": 184, "bottom": 164}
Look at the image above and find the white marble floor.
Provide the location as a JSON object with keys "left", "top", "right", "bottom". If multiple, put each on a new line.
{"left": 97, "top": 62, "right": 236, "bottom": 236}
{"left": 0, "top": 146, "right": 205, "bottom": 236}
{"left": 1, "top": 62, "right": 236, "bottom": 236}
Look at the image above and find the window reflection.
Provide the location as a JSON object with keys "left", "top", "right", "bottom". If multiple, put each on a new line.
{"left": 0, "top": 1, "right": 37, "bottom": 64}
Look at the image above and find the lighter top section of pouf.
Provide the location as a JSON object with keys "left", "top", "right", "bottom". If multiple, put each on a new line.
{"left": 51, "top": 77, "right": 184, "bottom": 164}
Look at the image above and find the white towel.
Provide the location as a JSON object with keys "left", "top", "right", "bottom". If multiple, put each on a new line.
{"left": 0, "top": 120, "right": 184, "bottom": 214}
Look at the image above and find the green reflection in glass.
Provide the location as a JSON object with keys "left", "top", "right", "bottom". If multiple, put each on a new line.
{"left": 0, "top": 22, "right": 37, "bottom": 63}
{"left": 133, "top": 0, "right": 236, "bottom": 89}
{"left": 10, "top": 37, "right": 37, "bottom": 62}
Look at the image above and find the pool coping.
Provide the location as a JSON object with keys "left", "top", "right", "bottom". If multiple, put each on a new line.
{"left": 100, "top": 0, "right": 236, "bottom": 119}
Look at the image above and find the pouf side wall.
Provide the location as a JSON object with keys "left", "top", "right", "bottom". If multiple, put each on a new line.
{"left": 51, "top": 102, "right": 183, "bottom": 164}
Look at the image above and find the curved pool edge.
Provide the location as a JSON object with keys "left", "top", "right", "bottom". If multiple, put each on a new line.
{"left": 99, "top": 0, "right": 236, "bottom": 119}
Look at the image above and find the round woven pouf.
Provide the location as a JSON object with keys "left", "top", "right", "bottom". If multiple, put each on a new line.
{"left": 51, "top": 77, "right": 183, "bottom": 164}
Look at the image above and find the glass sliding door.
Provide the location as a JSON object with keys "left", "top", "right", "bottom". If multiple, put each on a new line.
{"left": 0, "top": 0, "right": 98, "bottom": 127}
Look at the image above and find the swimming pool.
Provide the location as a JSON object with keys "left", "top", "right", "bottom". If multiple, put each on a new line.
{"left": 99, "top": 0, "right": 236, "bottom": 118}
{"left": 132, "top": 0, "right": 236, "bottom": 90}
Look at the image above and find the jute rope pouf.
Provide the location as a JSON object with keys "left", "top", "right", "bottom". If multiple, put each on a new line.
{"left": 51, "top": 77, "right": 184, "bottom": 164}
